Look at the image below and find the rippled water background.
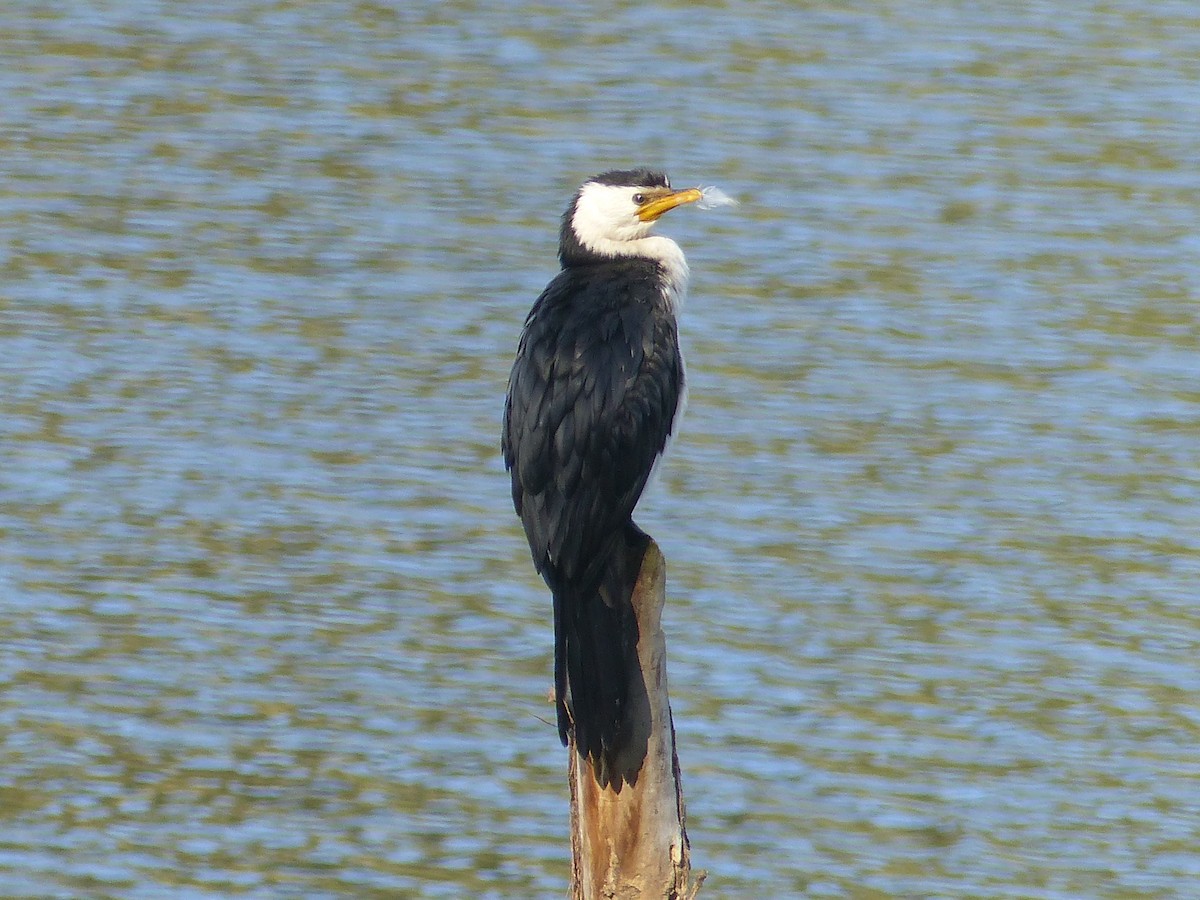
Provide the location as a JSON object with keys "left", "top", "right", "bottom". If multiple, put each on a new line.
{"left": 3, "top": 1, "right": 1200, "bottom": 897}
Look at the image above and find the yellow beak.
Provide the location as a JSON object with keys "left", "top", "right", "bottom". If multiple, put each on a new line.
{"left": 636, "top": 187, "right": 703, "bottom": 222}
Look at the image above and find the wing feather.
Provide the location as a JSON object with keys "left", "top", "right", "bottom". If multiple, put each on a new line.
{"left": 503, "top": 262, "right": 683, "bottom": 590}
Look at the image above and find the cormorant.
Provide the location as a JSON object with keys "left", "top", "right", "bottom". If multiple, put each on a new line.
{"left": 502, "top": 169, "right": 704, "bottom": 763}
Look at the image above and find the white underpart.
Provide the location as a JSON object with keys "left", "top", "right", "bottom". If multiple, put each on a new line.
{"left": 570, "top": 182, "right": 691, "bottom": 316}
{"left": 644, "top": 344, "right": 688, "bottom": 500}
{"left": 570, "top": 183, "right": 694, "bottom": 498}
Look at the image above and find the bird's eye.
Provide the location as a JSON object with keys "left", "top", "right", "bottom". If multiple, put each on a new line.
{"left": 632, "top": 193, "right": 645, "bottom": 205}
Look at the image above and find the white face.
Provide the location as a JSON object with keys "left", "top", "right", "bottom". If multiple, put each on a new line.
{"left": 571, "top": 182, "right": 660, "bottom": 246}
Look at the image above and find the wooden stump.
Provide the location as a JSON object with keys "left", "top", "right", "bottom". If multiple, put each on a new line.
{"left": 567, "top": 537, "right": 704, "bottom": 899}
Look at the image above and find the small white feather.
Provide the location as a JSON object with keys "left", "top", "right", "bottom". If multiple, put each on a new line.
{"left": 695, "top": 185, "right": 738, "bottom": 209}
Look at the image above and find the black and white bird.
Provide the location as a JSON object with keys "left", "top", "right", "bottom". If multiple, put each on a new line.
{"left": 502, "top": 169, "right": 705, "bottom": 762}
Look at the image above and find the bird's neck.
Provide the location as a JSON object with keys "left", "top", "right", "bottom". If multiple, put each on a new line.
{"left": 575, "top": 235, "right": 691, "bottom": 316}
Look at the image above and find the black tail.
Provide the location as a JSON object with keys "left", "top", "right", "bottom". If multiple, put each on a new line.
{"left": 552, "top": 528, "right": 648, "bottom": 763}
{"left": 553, "top": 581, "right": 631, "bottom": 761}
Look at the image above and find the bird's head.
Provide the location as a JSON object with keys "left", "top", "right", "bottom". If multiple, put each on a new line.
{"left": 559, "top": 169, "right": 702, "bottom": 266}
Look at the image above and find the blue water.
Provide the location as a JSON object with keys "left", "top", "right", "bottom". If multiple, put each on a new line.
{"left": 2, "top": 1, "right": 1200, "bottom": 897}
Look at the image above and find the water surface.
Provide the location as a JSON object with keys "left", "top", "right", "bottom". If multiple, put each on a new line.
{"left": 3, "top": 1, "right": 1199, "bottom": 897}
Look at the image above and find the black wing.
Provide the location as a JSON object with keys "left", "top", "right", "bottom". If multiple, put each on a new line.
{"left": 502, "top": 263, "right": 683, "bottom": 592}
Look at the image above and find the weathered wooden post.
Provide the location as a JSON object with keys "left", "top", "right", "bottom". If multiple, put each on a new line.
{"left": 567, "top": 534, "right": 704, "bottom": 899}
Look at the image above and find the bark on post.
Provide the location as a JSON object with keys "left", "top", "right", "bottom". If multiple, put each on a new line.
{"left": 568, "top": 536, "right": 704, "bottom": 899}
